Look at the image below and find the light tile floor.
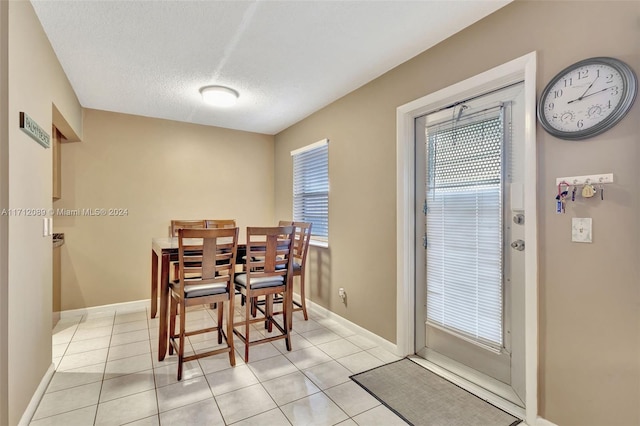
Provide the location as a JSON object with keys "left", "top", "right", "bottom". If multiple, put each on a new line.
{"left": 34, "top": 300, "right": 408, "bottom": 425}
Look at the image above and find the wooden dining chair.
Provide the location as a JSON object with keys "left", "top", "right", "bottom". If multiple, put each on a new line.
{"left": 274, "top": 221, "right": 312, "bottom": 320}
{"left": 168, "top": 227, "right": 238, "bottom": 380}
{"left": 255, "top": 221, "right": 312, "bottom": 327}
{"left": 289, "top": 221, "right": 312, "bottom": 321}
{"left": 233, "top": 226, "right": 295, "bottom": 362}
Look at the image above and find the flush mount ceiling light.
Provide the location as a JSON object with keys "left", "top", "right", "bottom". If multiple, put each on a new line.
{"left": 199, "top": 85, "right": 239, "bottom": 107}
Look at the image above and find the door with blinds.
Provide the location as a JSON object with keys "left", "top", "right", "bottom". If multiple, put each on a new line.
{"left": 415, "top": 82, "right": 526, "bottom": 405}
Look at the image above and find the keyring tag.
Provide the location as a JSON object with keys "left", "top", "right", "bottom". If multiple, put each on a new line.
{"left": 582, "top": 183, "right": 596, "bottom": 198}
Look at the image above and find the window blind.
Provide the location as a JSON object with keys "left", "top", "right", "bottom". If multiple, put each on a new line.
{"left": 292, "top": 139, "right": 329, "bottom": 240}
{"left": 425, "top": 106, "right": 504, "bottom": 350}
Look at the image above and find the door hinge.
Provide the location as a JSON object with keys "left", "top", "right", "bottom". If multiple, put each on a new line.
{"left": 422, "top": 233, "right": 428, "bottom": 249}
{"left": 422, "top": 200, "right": 428, "bottom": 215}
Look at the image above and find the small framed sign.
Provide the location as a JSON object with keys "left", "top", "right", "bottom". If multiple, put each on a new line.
{"left": 19, "top": 112, "right": 50, "bottom": 148}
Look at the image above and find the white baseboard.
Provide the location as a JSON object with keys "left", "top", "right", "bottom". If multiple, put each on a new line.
{"left": 18, "top": 363, "right": 55, "bottom": 426}
{"left": 60, "top": 299, "right": 150, "bottom": 319}
{"left": 306, "top": 299, "right": 397, "bottom": 355}
{"left": 536, "top": 417, "right": 558, "bottom": 426}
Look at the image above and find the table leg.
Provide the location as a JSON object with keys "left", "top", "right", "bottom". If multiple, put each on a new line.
{"left": 158, "top": 252, "right": 169, "bottom": 361}
{"left": 151, "top": 249, "right": 158, "bottom": 318}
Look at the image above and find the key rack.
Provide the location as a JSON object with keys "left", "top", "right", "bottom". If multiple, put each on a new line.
{"left": 555, "top": 173, "right": 614, "bottom": 187}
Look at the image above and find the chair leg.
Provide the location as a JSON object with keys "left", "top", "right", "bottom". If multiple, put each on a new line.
{"left": 265, "top": 294, "right": 273, "bottom": 333}
{"left": 177, "top": 301, "right": 186, "bottom": 381}
{"left": 250, "top": 297, "right": 257, "bottom": 318}
{"left": 284, "top": 290, "right": 291, "bottom": 352}
{"left": 217, "top": 301, "right": 223, "bottom": 344}
{"left": 169, "top": 296, "right": 177, "bottom": 355}
{"left": 298, "top": 274, "right": 308, "bottom": 321}
{"left": 244, "top": 296, "right": 251, "bottom": 363}
{"left": 226, "top": 297, "right": 236, "bottom": 367}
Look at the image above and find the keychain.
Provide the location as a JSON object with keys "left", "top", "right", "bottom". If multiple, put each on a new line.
{"left": 582, "top": 182, "right": 596, "bottom": 198}
{"left": 556, "top": 181, "right": 570, "bottom": 214}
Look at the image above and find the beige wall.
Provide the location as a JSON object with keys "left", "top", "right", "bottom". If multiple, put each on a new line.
{"left": 274, "top": 1, "right": 640, "bottom": 425}
{"left": 53, "top": 109, "right": 275, "bottom": 310}
{"left": 0, "top": 1, "right": 8, "bottom": 424}
{"left": 6, "top": 1, "right": 83, "bottom": 425}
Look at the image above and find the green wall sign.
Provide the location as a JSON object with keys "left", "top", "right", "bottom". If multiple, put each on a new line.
{"left": 19, "top": 112, "right": 50, "bottom": 148}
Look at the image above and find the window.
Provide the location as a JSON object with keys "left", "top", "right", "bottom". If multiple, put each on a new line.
{"left": 292, "top": 139, "right": 329, "bottom": 245}
{"left": 425, "top": 104, "right": 505, "bottom": 350}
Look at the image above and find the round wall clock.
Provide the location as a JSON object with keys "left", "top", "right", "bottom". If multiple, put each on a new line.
{"left": 538, "top": 57, "right": 637, "bottom": 140}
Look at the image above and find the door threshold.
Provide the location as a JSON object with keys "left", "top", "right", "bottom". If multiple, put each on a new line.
{"left": 410, "top": 353, "right": 525, "bottom": 420}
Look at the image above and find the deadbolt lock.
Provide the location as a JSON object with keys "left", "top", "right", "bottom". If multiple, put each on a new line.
{"left": 510, "top": 239, "right": 525, "bottom": 251}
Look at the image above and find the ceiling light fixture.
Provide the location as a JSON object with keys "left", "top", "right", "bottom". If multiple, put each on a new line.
{"left": 199, "top": 85, "right": 239, "bottom": 107}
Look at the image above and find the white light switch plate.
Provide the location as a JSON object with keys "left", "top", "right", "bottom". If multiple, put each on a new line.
{"left": 572, "top": 218, "right": 592, "bottom": 243}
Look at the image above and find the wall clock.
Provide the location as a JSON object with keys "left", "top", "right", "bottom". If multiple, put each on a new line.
{"left": 538, "top": 57, "right": 637, "bottom": 140}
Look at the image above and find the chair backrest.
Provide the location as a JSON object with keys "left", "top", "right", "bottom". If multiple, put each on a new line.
{"left": 170, "top": 220, "right": 206, "bottom": 237}
{"left": 177, "top": 227, "right": 239, "bottom": 293}
{"left": 206, "top": 219, "right": 237, "bottom": 229}
{"left": 292, "top": 222, "right": 312, "bottom": 266}
{"left": 245, "top": 226, "right": 295, "bottom": 281}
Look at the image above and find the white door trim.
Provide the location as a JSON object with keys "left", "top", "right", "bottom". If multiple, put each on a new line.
{"left": 395, "top": 51, "right": 538, "bottom": 425}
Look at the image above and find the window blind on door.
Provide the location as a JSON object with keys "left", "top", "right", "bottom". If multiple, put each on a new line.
{"left": 292, "top": 139, "right": 329, "bottom": 241}
{"left": 425, "top": 106, "right": 504, "bottom": 350}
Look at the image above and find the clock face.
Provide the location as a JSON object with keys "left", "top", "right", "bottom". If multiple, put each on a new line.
{"left": 538, "top": 57, "right": 637, "bottom": 140}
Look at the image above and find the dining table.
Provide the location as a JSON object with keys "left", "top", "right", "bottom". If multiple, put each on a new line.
{"left": 151, "top": 236, "right": 292, "bottom": 361}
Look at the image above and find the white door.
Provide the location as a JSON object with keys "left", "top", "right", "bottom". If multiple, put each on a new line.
{"left": 415, "top": 82, "right": 526, "bottom": 406}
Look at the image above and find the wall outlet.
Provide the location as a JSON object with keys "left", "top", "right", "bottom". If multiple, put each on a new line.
{"left": 572, "top": 218, "right": 592, "bottom": 243}
{"left": 338, "top": 287, "right": 345, "bottom": 299}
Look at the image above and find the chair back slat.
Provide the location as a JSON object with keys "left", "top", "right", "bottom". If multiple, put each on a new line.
{"left": 170, "top": 220, "right": 206, "bottom": 237}
{"left": 206, "top": 219, "right": 237, "bottom": 229}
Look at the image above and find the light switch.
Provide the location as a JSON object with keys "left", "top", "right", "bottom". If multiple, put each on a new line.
{"left": 572, "top": 218, "right": 592, "bottom": 243}
{"left": 43, "top": 217, "right": 49, "bottom": 237}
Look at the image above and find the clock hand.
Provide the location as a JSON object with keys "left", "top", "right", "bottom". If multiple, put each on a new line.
{"left": 567, "top": 76, "right": 600, "bottom": 104}
{"left": 579, "top": 76, "right": 599, "bottom": 99}
{"left": 579, "top": 87, "right": 611, "bottom": 100}
{"left": 567, "top": 86, "right": 610, "bottom": 104}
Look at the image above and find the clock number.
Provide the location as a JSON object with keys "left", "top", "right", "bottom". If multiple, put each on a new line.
{"left": 611, "top": 86, "right": 619, "bottom": 95}
{"left": 554, "top": 89, "right": 563, "bottom": 99}
{"left": 606, "top": 74, "right": 614, "bottom": 84}
{"left": 578, "top": 69, "right": 589, "bottom": 79}
{"left": 547, "top": 102, "right": 555, "bottom": 111}
{"left": 577, "top": 120, "right": 584, "bottom": 129}
{"left": 564, "top": 78, "right": 573, "bottom": 87}
{"left": 607, "top": 100, "right": 612, "bottom": 109}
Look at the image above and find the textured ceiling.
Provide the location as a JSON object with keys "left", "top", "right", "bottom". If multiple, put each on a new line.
{"left": 31, "top": 1, "right": 511, "bottom": 135}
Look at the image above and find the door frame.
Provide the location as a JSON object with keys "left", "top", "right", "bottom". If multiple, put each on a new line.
{"left": 395, "top": 52, "right": 538, "bottom": 425}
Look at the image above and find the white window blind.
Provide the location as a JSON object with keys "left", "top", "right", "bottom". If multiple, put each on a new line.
{"left": 292, "top": 139, "right": 329, "bottom": 241}
{"left": 425, "top": 106, "right": 504, "bottom": 350}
